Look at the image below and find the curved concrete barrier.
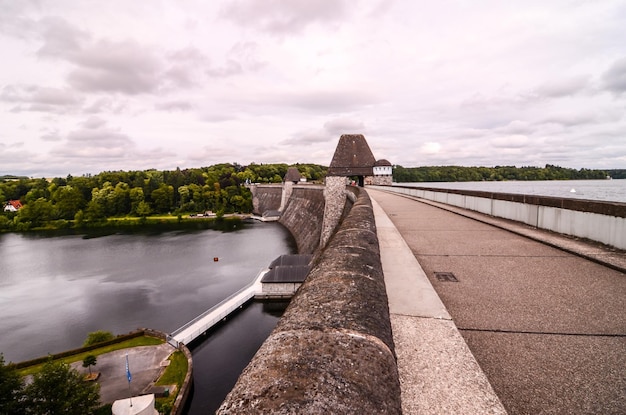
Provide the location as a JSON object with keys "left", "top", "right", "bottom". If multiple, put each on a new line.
{"left": 217, "top": 188, "right": 402, "bottom": 414}
{"left": 373, "top": 184, "right": 626, "bottom": 250}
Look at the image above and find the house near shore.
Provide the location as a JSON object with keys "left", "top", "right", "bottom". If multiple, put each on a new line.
{"left": 3, "top": 200, "right": 22, "bottom": 212}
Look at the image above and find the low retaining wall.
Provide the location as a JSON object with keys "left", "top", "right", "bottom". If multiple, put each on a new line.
{"left": 170, "top": 343, "right": 193, "bottom": 415}
{"left": 218, "top": 188, "right": 402, "bottom": 414}
{"left": 371, "top": 185, "right": 626, "bottom": 250}
{"left": 14, "top": 330, "right": 147, "bottom": 369}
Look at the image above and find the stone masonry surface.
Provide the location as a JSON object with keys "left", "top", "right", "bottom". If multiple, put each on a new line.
{"left": 217, "top": 188, "right": 402, "bottom": 414}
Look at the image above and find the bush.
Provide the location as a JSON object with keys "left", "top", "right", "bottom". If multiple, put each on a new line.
{"left": 83, "top": 331, "right": 115, "bottom": 347}
{"left": 24, "top": 358, "right": 100, "bottom": 415}
{"left": 0, "top": 354, "right": 26, "bottom": 415}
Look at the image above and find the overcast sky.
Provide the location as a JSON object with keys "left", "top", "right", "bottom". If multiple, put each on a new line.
{"left": 1, "top": 0, "right": 625, "bottom": 178}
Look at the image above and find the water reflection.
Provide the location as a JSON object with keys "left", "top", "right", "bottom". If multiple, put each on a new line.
{"left": 185, "top": 301, "right": 288, "bottom": 414}
{"left": 0, "top": 222, "right": 295, "bottom": 363}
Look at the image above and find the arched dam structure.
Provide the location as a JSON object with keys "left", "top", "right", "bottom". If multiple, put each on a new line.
{"left": 221, "top": 184, "right": 403, "bottom": 413}
{"left": 221, "top": 178, "right": 625, "bottom": 414}
{"left": 222, "top": 130, "right": 624, "bottom": 413}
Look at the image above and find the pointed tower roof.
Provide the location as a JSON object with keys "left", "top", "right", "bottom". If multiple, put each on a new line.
{"left": 284, "top": 167, "right": 302, "bottom": 183}
{"left": 327, "top": 134, "right": 376, "bottom": 176}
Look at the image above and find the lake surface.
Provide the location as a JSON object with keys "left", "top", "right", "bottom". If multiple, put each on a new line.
{"left": 396, "top": 179, "right": 626, "bottom": 203}
{"left": 186, "top": 301, "right": 288, "bottom": 413}
{"left": 0, "top": 221, "right": 296, "bottom": 411}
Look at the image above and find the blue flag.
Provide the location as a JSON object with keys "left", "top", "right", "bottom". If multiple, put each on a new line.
{"left": 125, "top": 353, "right": 132, "bottom": 383}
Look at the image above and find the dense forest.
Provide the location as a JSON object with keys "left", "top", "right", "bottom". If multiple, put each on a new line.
{"left": 392, "top": 165, "right": 625, "bottom": 182}
{"left": 1, "top": 163, "right": 623, "bottom": 231}
{"left": 0, "top": 163, "right": 327, "bottom": 231}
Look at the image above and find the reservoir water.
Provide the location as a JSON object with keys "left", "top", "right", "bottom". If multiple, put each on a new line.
{"left": 0, "top": 220, "right": 296, "bottom": 412}
{"left": 396, "top": 179, "right": 626, "bottom": 203}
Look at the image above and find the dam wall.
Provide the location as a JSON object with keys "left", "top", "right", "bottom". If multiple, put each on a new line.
{"left": 218, "top": 187, "right": 402, "bottom": 414}
{"left": 250, "top": 184, "right": 283, "bottom": 215}
{"left": 277, "top": 185, "right": 327, "bottom": 255}
{"left": 370, "top": 184, "right": 626, "bottom": 250}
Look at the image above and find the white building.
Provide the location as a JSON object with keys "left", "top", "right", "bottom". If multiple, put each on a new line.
{"left": 372, "top": 159, "right": 393, "bottom": 185}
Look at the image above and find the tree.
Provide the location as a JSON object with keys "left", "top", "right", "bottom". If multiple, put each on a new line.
{"left": 16, "top": 198, "right": 55, "bottom": 227}
{"left": 51, "top": 185, "right": 85, "bottom": 220}
{"left": 151, "top": 183, "right": 174, "bottom": 213}
{"left": 82, "top": 355, "right": 97, "bottom": 375}
{"left": 84, "top": 199, "right": 106, "bottom": 222}
{"left": 111, "top": 182, "right": 130, "bottom": 215}
{"left": 135, "top": 201, "right": 152, "bottom": 217}
{"left": 0, "top": 354, "right": 25, "bottom": 415}
{"left": 24, "top": 359, "right": 100, "bottom": 415}
{"left": 178, "top": 185, "right": 190, "bottom": 209}
{"left": 129, "top": 187, "right": 145, "bottom": 215}
{"left": 83, "top": 330, "right": 115, "bottom": 347}
{"left": 74, "top": 209, "right": 85, "bottom": 227}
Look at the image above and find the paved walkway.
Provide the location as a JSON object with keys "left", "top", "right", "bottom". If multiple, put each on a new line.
{"left": 71, "top": 343, "right": 174, "bottom": 404}
{"left": 368, "top": 188, "right": 626, "bottom": 415}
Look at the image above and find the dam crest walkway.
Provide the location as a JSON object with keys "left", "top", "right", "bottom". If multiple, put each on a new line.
{"left": 367, "top": 188, "right": 625, "bottom": 415}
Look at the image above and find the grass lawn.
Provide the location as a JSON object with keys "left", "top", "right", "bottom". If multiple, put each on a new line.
{"left": 109, "top": 215, "right": 182, "bottom": 222}
{"left": 156, "top": 350, "right": 188, "bottom": 388}
{"left": 155, "top": 351, "right": 189, "bottom": 414}
{"left": 17, "top": 336, "right": 163, "bottom": 377}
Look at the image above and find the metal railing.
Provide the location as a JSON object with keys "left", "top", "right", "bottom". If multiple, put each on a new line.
{"left": 169, "top": 269, "right": 268, "bottom": 345}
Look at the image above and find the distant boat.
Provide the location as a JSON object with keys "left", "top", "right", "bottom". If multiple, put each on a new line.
{"left": 570, "top": 188, "right": 576, "bottom": 193}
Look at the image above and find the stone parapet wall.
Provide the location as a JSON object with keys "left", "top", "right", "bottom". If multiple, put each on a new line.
{"left": 218, "top": 188, "right": 402, "bottom": 414}
{"left": 320, "top": 176, "right": 348, "bottom": 249}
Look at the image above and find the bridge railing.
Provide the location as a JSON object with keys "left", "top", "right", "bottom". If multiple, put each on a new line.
{"left": 169, "top": 269, "right": 267, "bottom": 346}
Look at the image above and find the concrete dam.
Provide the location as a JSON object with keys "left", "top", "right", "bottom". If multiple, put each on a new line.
{"left": 216, "top": 178, "right": 625, "bottom": 414}
{"left": 215, "top": 136, "right": 626, "bottom": 413}
{"left": 219, "top": 183, "right": 403, "bottom": 413}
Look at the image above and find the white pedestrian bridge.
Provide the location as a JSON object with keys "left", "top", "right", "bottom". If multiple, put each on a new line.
{"left": 168, "top": 270, "right": 267, "bottom": 347}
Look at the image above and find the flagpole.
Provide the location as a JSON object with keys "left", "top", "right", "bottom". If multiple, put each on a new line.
{"left": 126, "top": 352, "right": 133, "bottom": 407}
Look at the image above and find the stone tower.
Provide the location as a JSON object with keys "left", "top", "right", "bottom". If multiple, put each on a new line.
{"left": 321, "top": 134, "right": 377, "bottom": 248}
{"left": 327, "top": 134, "right": 377, "bottom": 187}
{"left": 280, "top": 167, "right": 302, "bottom": 212}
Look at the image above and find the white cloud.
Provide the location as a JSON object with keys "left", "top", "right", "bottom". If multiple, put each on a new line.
{"left": 602, "top": 56, "right": 626, "bottom": 95}
{"left": 66, "top": 39, "right": 162, "bottom": 95}
{"left": 1, "top": 85, "right": 84, "bottom": 113}
{"left": 1, "top": 0, "right": 626, "bottom": 177}
{"left": 490, "top": 135, "right": 529, "bottom": 149}
{"left": 528, "top": 75, "right": 591, "bottom": 99}
{"left": 220, "top": 0, "right": 350, "bottom": 35}
{"left": 80, "top": 116, "right": 108, "bottom": 129}
{"left": 323, "top": 117, "right": 366, "bottom": 135}
{"left": 421, "top": 142, "right": 441, "bottom": 155}
{"left": 155, "top": 100, "right": 194, "bottom": 112}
